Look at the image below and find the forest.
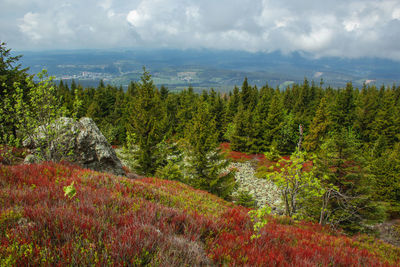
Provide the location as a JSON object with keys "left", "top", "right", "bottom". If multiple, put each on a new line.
{"left": 1, "top": 42, "right": 400, "bottom": 236}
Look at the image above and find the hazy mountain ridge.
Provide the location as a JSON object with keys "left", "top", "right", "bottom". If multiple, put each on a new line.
{"left": 17, "top": 49, "right": 400, "bottom": 91}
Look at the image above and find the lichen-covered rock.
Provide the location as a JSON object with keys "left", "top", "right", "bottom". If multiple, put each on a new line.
{"left": 23, "top": 117, "right": 125, "bottom": 176}
{"left": 23, "top": 154, "right": 39, "bottom": 164}
{"left": 230, "top": 161, "right": 283, "bottom": 213}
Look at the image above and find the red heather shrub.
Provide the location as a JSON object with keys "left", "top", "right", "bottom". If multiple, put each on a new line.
{"left": 207, "top": 208, "right": 399, "bottom": 266}
{"left": 1, "top": 162, "right": 400, "bottom": 266}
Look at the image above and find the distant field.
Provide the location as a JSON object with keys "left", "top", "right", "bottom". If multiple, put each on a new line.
{"left": 18, "top": 49, "right": 400, "bottom": 91}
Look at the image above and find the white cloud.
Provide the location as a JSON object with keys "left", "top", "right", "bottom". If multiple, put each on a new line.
{"left": 0, "top": 0, "right": 399, "bottom": 60}
{"left": 392, "top": 8, "right": 400, "bottom": 20}
{"left": 19, "top": 12, "right": 41, "bottom": 41}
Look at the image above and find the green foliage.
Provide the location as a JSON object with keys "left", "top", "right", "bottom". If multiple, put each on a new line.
{"left": 315, "top": 129, "right": 385, "bottom": 232}
{"left": 235, "top": 189, "right": 256, "bottom": 208}
{"left": 185, "top": 101, "right": 236, "bottom": 199}
{"left": 266, "top": 150, "right": 323, "bottom": 218}
{"left": 0, "top": 69, "right": 68, "bottom": 161}
{"left": 263, "top": 90, "right": 284, "bottom": 150}
{"left": 230, "top": 105, "right": 256, "bottom": 153}
{"left": 63, "top": 181, "right": 77, "bottom": 199}
{"left": 248, "top": 205, "right": 271, "bottom": 239}
{"left": 119, "top": 131, "right": 138, "bottom": 172}
{"left": 263, "top": 142, "right": 280, "bottom": 161}
{"left": 304, "top": 97, "right": 332, "bottom": 152}
{"left": 98, "top": 120, "right": 119, "bottom": 144}
{"left": 71, "top": 88, "right": 83, "bottom": 119}
{"left": 370, "top": 143, "right": 400, "bottom": 216}
{"left": 0, "top": 42, "right": 29, "bottom": 145}
{"left": 128, "top": 68, "right": 167, "bottom": 175}
{"left": 330, "top": 82, "right": 356, "bottom": 130}
{"left": 155, "top": 141, "right": 185, "bottom": 182}
{"left": 276, "top": 112, "right": 298, "bottom": 154}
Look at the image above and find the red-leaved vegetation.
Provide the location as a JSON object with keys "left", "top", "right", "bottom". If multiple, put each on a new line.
{"left": 1, "top": 162, "right": 399, "bottom": 266}
{"left": 220, "top": 142, "right": 313, "bottom": 172}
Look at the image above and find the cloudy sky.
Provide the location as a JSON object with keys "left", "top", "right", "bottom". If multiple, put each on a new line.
{"left": 1, "top": 0, "right": 400, "bottom": 60}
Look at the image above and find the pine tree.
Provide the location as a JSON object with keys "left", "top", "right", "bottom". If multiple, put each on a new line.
{"left": 128, "top": 68, "right": 167, "bottom": 175}
{"left": 185, "top": 101, "right": 236, "bottom": 199}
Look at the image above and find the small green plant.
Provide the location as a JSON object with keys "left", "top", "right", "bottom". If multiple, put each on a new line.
{"left": 235, "top": 189, "right": 256, "bottom": 208}
{"left": 63, "top": 181, "right": 77, "bottom": 199}
{"left": 248, "top": 205, "right": 271, "bottom": 240}
{"left": 264, "top": 143, "right": 280, "bottom": 161}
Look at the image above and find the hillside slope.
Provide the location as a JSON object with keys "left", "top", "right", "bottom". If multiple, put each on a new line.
{"left": 1, "top": 162, "right": 400, "bottom": 266}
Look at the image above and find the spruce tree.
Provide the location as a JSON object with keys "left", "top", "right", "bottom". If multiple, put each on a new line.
{"left": 263, "top": 90, "right": 284, "bottom": 150}
{"left": 230, "top": 105, "right": 255, "bottom": 152}
{"left": 354, "top": 85, "right": 379, "bottom": 146}
{"left": 185, "top": 101, "right": 236, "bottom": 199}
{"left": 370, "top": 143, "right": 400, "bottom": 216}
{"left": 315, "top": 129, "right": 384, "bottom": 232}
{"left": 304, "top": 97, "right": 332, "bottom": 152}
{"left": 0, "top": 42, "right": 29, "bottom": 144}
{"left": 371, "top": 88, "right": 398, "bottom": 148}
{"left": 226, "top": 85, "right": 240, "bottom": 122}
{"left": 128, "top": 68, "right": 167, "bottom": 175}
{"left": 330, "top": 82, "right": 356, "bottom": 130}
{"left": 175, "top": 86, "right": 197, "bottom": 138}
{"left": 241, "top": 77, "right": 251, "bottom": 110}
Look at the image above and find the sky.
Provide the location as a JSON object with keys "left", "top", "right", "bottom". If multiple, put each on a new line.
{"left": 1, "top": 0, "right": 400, "bottom": 60}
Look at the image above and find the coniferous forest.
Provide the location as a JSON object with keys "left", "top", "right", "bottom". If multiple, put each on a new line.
{"left": 2, "top": 42, "right": 400, "bottom": 265}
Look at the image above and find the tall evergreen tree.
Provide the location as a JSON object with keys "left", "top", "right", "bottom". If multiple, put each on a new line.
{"left": 315, "top": 129, "right": 384, "bottom": 232}
{"left": 185, "top": 101, "right": 236, "bottom": 199}
{"left": 128, "top": 68, "right": 167, "bottom": 175}
{"left": 175, "top": 86, "right": 198, "bottom": 138}
{"left": 370, "top": 143, "right": 400, "bottom": 216}
{"left": 0, "top": 42, "right": 29, "bottom": 144}
{"left": 304, "top": 97, "right": 332, "bottom": 152}
{"left": 371, "top": 88, "right": 398, "bottom": 148}
{"left": 354, "top": 85, "right": 379, "bottom": 146}
{"left": 240, "top": 77, "right": 251, "bottom": 110}
{"left": 226, "top": 85, "right": 241, "bottom": 122}
{"left": 263, "top": 90, "right": 284, "bottom": 150}
{"left": 230, "top": 105, "right": 256, "bottom": 152}
{"left": 330, "top": 82, "right": 356, "bottom": 130}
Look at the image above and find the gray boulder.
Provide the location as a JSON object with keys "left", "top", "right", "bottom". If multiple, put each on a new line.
{"left": 23, "top": 117, "right": 125, "bottom": 176}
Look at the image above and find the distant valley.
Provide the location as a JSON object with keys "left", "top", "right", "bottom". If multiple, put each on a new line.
{"left": 18, "top": 49, "right": 400, "bottom": 92}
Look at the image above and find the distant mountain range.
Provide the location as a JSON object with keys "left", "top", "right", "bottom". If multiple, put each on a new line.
{"left": 17, "top": 49, "right": 400, "bottom": 92}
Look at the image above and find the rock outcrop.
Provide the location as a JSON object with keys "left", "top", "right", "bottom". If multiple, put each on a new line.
{"left": 23, "top": 117, "right": 125, "bottom": 176}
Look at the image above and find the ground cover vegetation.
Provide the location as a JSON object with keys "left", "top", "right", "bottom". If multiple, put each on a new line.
{"left": 1, "top": 161, "right": 400, "bottom": 266}
{"left": 2, "top": 42, "right": 400, "bottom": 264}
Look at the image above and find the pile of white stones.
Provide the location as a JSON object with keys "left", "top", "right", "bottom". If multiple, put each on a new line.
{"left": 230, "top": 161, "right": 283, "bottom": 212}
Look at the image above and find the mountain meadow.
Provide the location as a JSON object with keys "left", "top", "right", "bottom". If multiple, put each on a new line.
{"left": 2, "top": 42, "right": 400, "bottom": 266}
